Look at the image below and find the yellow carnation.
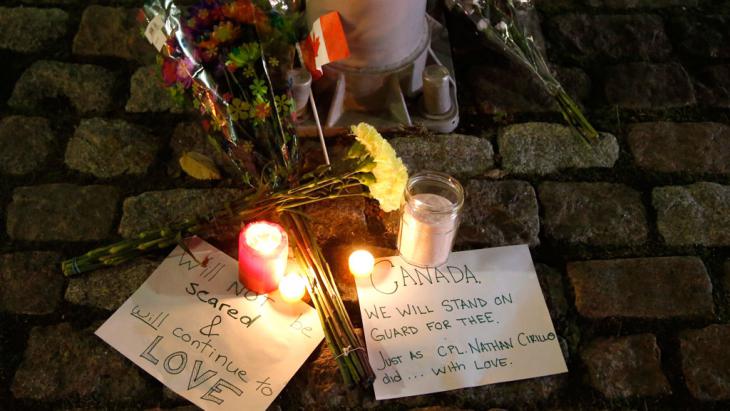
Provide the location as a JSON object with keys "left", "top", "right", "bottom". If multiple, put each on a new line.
{"left": 350, "top": 123, "right": 409, "bottom": 212}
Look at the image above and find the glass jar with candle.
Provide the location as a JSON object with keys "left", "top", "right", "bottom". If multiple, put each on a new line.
{"left": 397, "top": 171, "right": 464, "bottom": 267}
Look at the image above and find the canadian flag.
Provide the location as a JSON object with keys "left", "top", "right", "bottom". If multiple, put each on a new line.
{"left": 300, "top": 11, "right": 350, "bottom": 80}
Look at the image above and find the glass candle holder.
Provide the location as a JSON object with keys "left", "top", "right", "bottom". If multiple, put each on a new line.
{"left": 397, "top": 171, "right": 464, "bottom": 267}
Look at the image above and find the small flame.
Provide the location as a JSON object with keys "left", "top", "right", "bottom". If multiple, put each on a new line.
{"left": 245, "top": 222, "right": 283, "bottom": 256}
{"left": 279, "top": 273, "right": 306, "bottom": 302}
{"left": 349, "top": 250, "right": 375, "bottom": 278}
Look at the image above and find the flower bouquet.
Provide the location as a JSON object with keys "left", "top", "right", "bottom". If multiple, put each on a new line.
{"left": 62, "top": 0, "right": 410, "bottom": 387}
{"left": 445, "top": 0, "right": 600, "bottom": 144}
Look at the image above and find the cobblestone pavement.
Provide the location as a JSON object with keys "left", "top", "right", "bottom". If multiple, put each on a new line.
{"left": 1, "top": 1, "right": 729, "bottom": 410}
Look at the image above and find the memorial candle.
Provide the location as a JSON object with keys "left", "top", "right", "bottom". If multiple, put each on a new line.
{"left": 238, "top": 221, "right": 288, "bottom": 294}
{"left": 397, "top": 171, "right": 464, "bottom": 267}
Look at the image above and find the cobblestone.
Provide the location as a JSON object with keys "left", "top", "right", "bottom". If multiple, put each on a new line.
{"left": 539, "top": 182, "right": 648, "bottom": 246}
{"left": 584, "top": 0, "right": 698, "bottom": 7}
{"left": 73, "top": 5, "right": 156, "bottom": 63}
{"left": 671, "top": 15, "right": 730, "bottom": 59}
{"left": 679, "top": 324, "right": 730, "bottom": 401}
{"left": 126, "top": 65, "right": 184, "bottom": 113}
{"left": 305, "top": 197, "right": 370, "bottom": 245}
{"left": 549, "top": 14, "right": 671, "bottom": 62}
{"left": 20, "top": 0, "right": 78, "bottom": 4}
{"left": 694, "top": 65, "right": 730, "bottom": 108}
{"left": 391, "top": 134, "right": 494, "bottom": 178}
{"left": 11, "top": 323, "right": 151, "bottom": 401}
{"left": 7, "top": 184, "right": 120, "bottom": 242}
{"left": 498, "top": 123, "right": 618, "bottom": 175}
{"left": 0, "top": 116, "right": 55, "bottom": 176}
{"left": 118, "top": 188, "right": 245, "bottom": 238}
{"left": 65, "top": 258, "right": 160, "bottom": 311}
{"left": 0, "top": 252, "right": 63, "bottom": 315}
{"left": 285, "top": 336, "right": 364, "bottom": 409}
{"left": 0, "top": 7, "right": 68, "bottom": 54}
{"left": 581, "top": 334, "right": 671, "bottom": 398}
{"left": 568, "top": 257, "right": 714, "bottom": 320}
{"left": 721, "top": 260, "right": 730, "bottom": 312}
{"left": 449, "top": 374, "right": 567, "bottom": 407}
{"left": 604, "top": 63, "right": 695, "bottom": 109}
{"left": 459, "top": 180, "right": 540, "bottom": 247}
{"left": 65, "top": 118, "right": 159, "bottom": 178}
{"left": 653, "top": 182, "right": 730, "bottom": 246}
{"left": 628, "top": 122, "right": 730, "bottom": 175}
{"left": 8, "top": 61, "right": 117, "bottom": 114}
{"left": 468, "top": 63, "right": 590, "bottom": 114}
{"left": 536, "top": 264, "right": 569, "bottom": 324}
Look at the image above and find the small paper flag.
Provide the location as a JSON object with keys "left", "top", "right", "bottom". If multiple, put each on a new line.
{"left": 300, "top": 11, "right": 350, "bottom": 79}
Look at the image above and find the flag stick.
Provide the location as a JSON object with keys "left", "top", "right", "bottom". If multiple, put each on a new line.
{"left": 295, "top": 43, "right": 330, "bottom": 166}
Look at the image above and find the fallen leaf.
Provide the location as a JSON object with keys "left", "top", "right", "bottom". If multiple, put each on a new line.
{"left": 179, "top": 151, "right": 221, "bottom": 180}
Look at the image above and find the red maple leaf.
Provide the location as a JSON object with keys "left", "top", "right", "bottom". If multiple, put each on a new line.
{"left": 308, "top": 33, "right": 320, "bottom": 59}
{"left": 301, "top": 33, "right": 322, "bottom": 79}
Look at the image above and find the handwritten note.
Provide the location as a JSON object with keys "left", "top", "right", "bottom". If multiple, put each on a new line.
{"left": 355, "top": 245, "right": 567, "bottom": 400}
{"left": 97, "top": 238, "right": 324, "bottom": 411}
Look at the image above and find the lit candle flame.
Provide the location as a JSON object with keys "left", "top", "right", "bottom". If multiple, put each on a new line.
{"left": 349, "top": 250, "right": 375, "bottom": 277}
{"left": 245, "top": 222, "right": 283, "bottom": 256}
{"left": 279, "top": 273, "right": 306, "bottom": 302}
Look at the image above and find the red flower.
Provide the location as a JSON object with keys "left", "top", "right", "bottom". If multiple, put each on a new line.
{"left": 135, "top": 9, "right": 146, "bottom": 24}
{"left": 161, "top": 58, "right": 194, "bottom": 88}
{"left": 161, "top": 58, "right": 178, "bottom": 87}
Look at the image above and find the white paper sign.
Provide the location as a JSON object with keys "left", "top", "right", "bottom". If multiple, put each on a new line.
{"left": 355, "top": 245, "right": 567, "bottom": 400}
{"left": 96, "top": 238, "right": 324, "bottom": 411}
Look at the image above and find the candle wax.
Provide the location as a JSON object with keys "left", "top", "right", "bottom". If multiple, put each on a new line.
{"left": 398, "top": 193, "right": 457, "bottom": 267}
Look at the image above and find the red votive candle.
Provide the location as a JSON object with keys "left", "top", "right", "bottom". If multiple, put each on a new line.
{"left": 238, "top": 221, "right": 288, "bottom": 294}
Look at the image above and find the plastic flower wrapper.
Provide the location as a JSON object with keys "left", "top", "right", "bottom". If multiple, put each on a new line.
{"left": 445, "top": 0, "right": 600, "bottom": 145}
{"left": 141, "top": 0, "right": 303, "bottom": 187}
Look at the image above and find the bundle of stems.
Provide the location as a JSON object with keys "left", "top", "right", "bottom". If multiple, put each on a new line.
{"left": 284, "top": 213, "right": 375, "bottom": 387}
{"left": 446, "top": 0, "right": 600, "bottom": 145}
{"left": 62, "top": 166, "right": 365, "bottom": 276}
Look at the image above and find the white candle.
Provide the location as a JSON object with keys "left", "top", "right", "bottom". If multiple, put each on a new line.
{"left": 398, "top": 193, "right": 458, "bottom": 267}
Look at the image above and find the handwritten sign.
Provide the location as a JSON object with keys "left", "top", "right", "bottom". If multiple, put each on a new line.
{"left": 96, "top": 238, "right": 324, "bottom": 411}
{"left": 355, "top": 245, "right": 567, "bottom": 400}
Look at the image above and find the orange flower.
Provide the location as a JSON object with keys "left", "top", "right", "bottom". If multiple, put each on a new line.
{"left": 254, "top": 101, "right": 271, "bottom": 120}
{"left": 222, "top": 0, "right": 256, "bottom": 24}
{"left": 212, "top": 21, "right": 240, "bottom": 44}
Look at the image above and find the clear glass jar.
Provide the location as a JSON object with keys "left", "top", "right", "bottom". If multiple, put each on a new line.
{"left": 397, "top": 171, "right": 464, "bottom": 267}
